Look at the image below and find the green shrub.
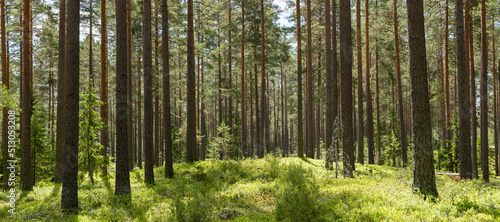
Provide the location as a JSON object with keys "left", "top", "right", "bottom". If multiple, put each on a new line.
{"left": 275, "top": 163, "right": 321, "bottom": 221}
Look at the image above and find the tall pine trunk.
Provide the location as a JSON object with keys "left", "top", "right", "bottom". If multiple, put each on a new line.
{"left": 296, "top": 0, "right": 304, "bottom": 158}
{"left": 115, "top": 0, "right": 132, "bottom": 194}
{"left": 356, "top": 0, "right": 364, "bottom": 164}
{"left": 186, "top": 0, "right": 197, "bottom": 162}
{"left": 479, "top": 0, "right": 489, "bottom": 183}
{"left": 407, "top": 0, "right": 438, "bottom": 197}
{"left": 162, "top": 0, "right": 173, "bottom": 177}
{"left": 456, "top": 0, "right": 472, "bottom": 179}
{"left": 100, "top": 0, "right": 109, "bottom": 178}
{"left": 365, "top": 0, "right": 374, "bottom": 164}
{"left": 55, "top": 0, "right": 66, "bottom": 183}
{"left": 394, "top": 0, "right": 407, "bottom": 166}
{"left": 340, "top": 0, "right": 354, "bottom": 177}
{"left": 61, "top": 0, "right": 80, "bottom": 209}
{"left": 1, "top": 0, "right": 9, "bottom": 190}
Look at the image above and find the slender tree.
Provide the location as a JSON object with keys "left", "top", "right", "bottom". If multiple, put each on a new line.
{"left": 394, "top": 0, "right": 407, "bottom": 166}
{"left": 116, "top": 0, "right": 132, "bottom": 194}
{"left": 137, "top": 54, "right": 143, "bottom": 169}
{"left": 444, "top": 0, "right": 451, "bottom": 160}
{"left": 466, "top": 0, "right": 478, "bottom": 179}
{"left": 406, "top": 0, "right": 438, "bottom": 197}
{"left": 162, "top": 0, "right": 173, "bottom": 177}
{"left": 100, "top": 0, "right": 109, "bottom": 178}
{"left": 365, "top": 0, "right": 374, "bottom": 164}
{"left": 479, "top": 0, "right": 489, "bottom": 183}
{"left": 260, "top": 0, "right": 267, "bottom": 156}
{"left": 296, "top": 0, "right": 304, "bottom": 158}
{"left": 127, "top": 0, "right": 134, "bottom": 171}
{"left": 456, "top": 0, "right": 472, "bottom": 179}
{"left": 186, "top": 0, "right": 197, "bottom": 162}
{"left": 144, "top": 0, "right": 154, "bottom": 183}
{"left": 241, "top": 0, "right": 247, "bottom": 157}
{"left": 1, "top": 0, "right": 9, "bottom": 190}
{"left": 21, "top": 0, "right": 33, "bottom": 192}
{"left": 493, "top": 19, "right": 499, "bottom": 177}
{"left": 61, "top": 0, "right": 80, "bottom": 210}
{"left": 340, "top": 0, "right": 354, "bottom": 177}
{"left": 325, "top": 0, "right": 333, "bottom": 169}
{"left": 356, "top": 0, "right": 363, "bottom": 164}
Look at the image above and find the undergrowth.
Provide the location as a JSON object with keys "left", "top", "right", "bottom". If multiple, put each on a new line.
{"left": 1, "top": 157, "right": 499, "bottom": 221}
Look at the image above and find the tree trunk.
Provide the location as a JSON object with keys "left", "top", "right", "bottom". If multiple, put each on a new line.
{"left": 1, "top": 0, "right": 9, "bottom": 190}
{"left": 306, "top": 0, "right": 314, "bottom": 159}
{"left": 241, "top": 0, "right": 247, "bottom": 157}
{"left": 260, "top": 0, "right": 267, "bottom": 156}
{"left": 228, "top": 0, "right": 233, "bottom": 158}
{"left": 406, "top": 0, "right": 438, "bottom": 197}
{"left": 255, "top": 45, "right": 261, "bottom": 158}
{"left": 493, "top": 19, "right": 499, "bottom": 176}
{"left": 365, "top": 0, "right": 374, "bottom": 164}
{"left": 144, "top": 0, "right": 154, "bottom": 184}
{"left": 55, "top": 0, "right": 66, "bottom": 183}
{"left": 492, "top": 21, "right": 498, "bottom": 177}
{"left": 61, "top": 0, "right": 80, "bottom": 209}
{"left": 21, "top": 0, "right": 33, "bottom": 192}
{"left": 296, "top": 0, "right": 304, "bottom": 158}
{"left": 127, "top": 0, "right": 134, "bottom": 171}
{"left": 186, "top": 0, "right": 197, "bottom": 162}
{"left": 115, "top": 0, "right": 132, "bottom": 194}
{"left": 445, "top": 0, "right": 452, "bottom": 162}
{"left": 340, "top": 0, "right": 354, "bottom": 177}
{"left": 162, "top": 0, "right": 173, "bottom": 177}
{"left": 479, "top": 0, "right": 489, "bottom": 183}
{"left": 154, "top": 0, "right": 161, "bottom": 167}
{"left": 100, "top": 0, "right": 109, "bottom": 178}
{"left": 137, "top": 53, "right": 142, "bottom": 169}
{"left": 394, "top": 0, "right": 407, "bottom": 166}
{"left": 466, "top": 0, "right": 478, "bottom": 179}
{"left": 455, "top": 0, "right": 472, "bottom": 179}
{"left": 356, "top": 0, "right": 364, "bottom": 164}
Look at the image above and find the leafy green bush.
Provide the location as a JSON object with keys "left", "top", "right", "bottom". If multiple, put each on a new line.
{"left": 275, "top": 163, "right": 321, "bottom": 221}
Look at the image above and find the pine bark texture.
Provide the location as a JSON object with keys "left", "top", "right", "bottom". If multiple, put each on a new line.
{"left": 406, "top": 0, "right": 438, "bottom": 197}
{"left": 115, "top": 0, "right": 131, "bottom": 194}
{"left": 144, "top": 0, "right": 155, "bottom": 183}
{"left": 186, "top": 0, "right": 197, "bottom": 162}
{"left": 161, "top": 0, "right": 173, "bottom": 177}
{"left": 61, "top": 0, "right": 80, "bottom": 209}
{"left": 55, "top": 0, "right": 66, "bottom": 183}
{"left": 340, "top": 0, "right": 354, "bottom": 177}
{"left": 479, "top": 0, "right": 489, "bottom": 183}
{"left": 455, "top": 0, "right": 472, "bottom": 179}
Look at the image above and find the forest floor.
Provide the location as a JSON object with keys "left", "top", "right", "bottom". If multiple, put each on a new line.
{"left": 1, "top": 156, "right": 500, "bottom": 221}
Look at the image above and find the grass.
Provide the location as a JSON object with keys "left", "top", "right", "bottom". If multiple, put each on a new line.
{"left": 1, "top": 156, "right": 500, "bottom": 221}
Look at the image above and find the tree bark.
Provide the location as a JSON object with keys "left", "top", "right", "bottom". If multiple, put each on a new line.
{"left": 186, "top": 0, "right": 197, "bottom": 162}
{"left": 55, "top": 0, "right": 66, "bottom": 183}
{"left": 115, "top": 0, "right": 132, "bottom": 194}
{"left": 100, "top": 0, "right": 109, "bottom": 178}
{"left": 127, "top": 0, "right": 134, "bottom": 171}
{"left": 456, "top": 0, "right": 472, "bottom": 179}
{"left": 296, "top": 0, "right": 304, "bottom": 158}
{"left": 162, "top": 0, "right": 173, "bottom": 177}
{"left": 394, "top": 0, "right": 407, "bottom": 166}
{"left": 144, "top": 0, "right": 155, "bottom": 184}
{"left": 445, "top": 0, "right": 452, "bottom": 161}
{"left": 260, "top": 0, "right": 267, "bottom": 156}
{"left": 356, "top": 0, "right": 364, "bottom": 164}
{"left": 241, "top": 0, "right": 247, "bottom": 157}
{"left": 365, "top": 0, "right": 374, "bottom": 164}
{"left": 406, "top": 0, "right": 438, "bottom": 197}
{"left": 21, "top": 0, "right": 33, "bottom": 192}
{"left": 137, "top": 53, "right": 142, "bottom": 169}
{"left": 479, "top": 0, "right": 489, "bottom": 183}
{"left": 340, "top": 0, "right": 354, "bottom": 177}
{"left": 466, "top": 0, "right": 478, "bottom": 179}
{"left": 1, "top": 0, "right": 9, "bottom": 190}
{"left": 61, "top": 0, "right": 80, "bottom": 209}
